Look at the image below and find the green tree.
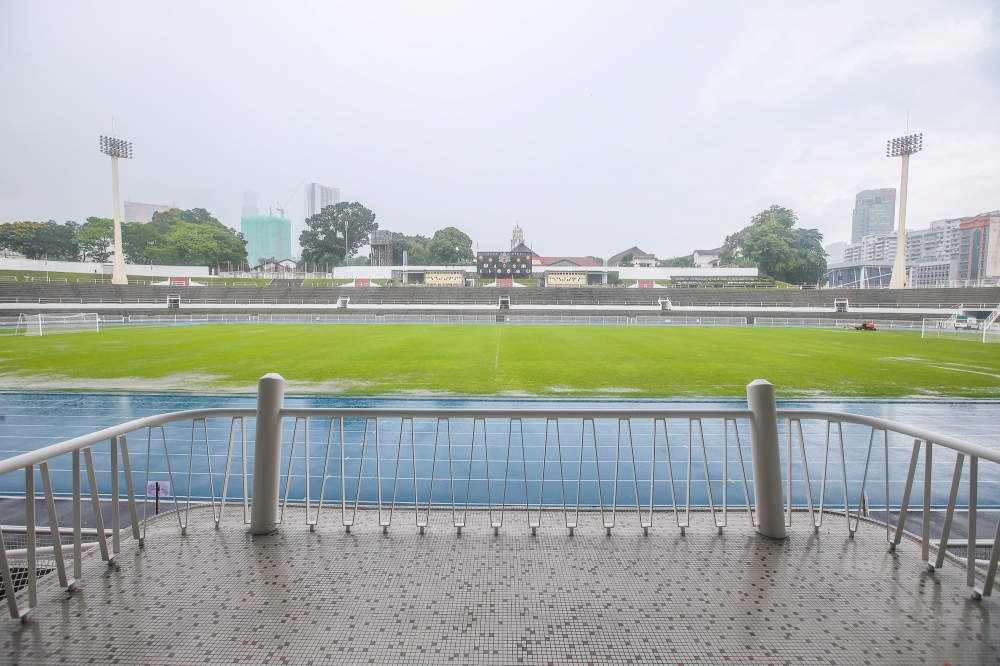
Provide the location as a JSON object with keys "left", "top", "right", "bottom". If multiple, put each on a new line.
{"left": 387, "top": 227, "right": 474, "bottom": 265}
{"left": 660, "top": 256, "right": 695, "bottom": 267}
{"left": 391, "top": 232, "right": 431, "bottom": 265}
{"left": 426, "top": 226, "right": 474, "bottom": 265}
{"left": 618, "top": 252, "right": 634, "bottom": 267}
{"left": 0, "top": 220, "right": 79, "bottom": 260}
{"left": 720, "top": 205, "right": 826, "bottom": 284}
{"left": 122, "top": 208, "right": 247, "bottom": 267}
{"left": 75, "top": 217, "right": 114, "bottom": 262}
{"left": 300, "top": 202, "right": 378, "bottom": 267}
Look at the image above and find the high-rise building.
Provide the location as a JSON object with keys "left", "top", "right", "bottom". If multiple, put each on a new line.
{"left": 123, "top": 199, "right": 175, "bottom": 223}
{"left": 851, "top": 188, "right": 896, "bottom": 243}
{"left": 823, "top": 241, "right": 846, "bottom": 264}
{"left": 304, "top": 183, "right": 340, "bottom": 220}
{"left": 242, "top": 191, "right": 258, "bottom": 218}
{"left": 905, "top": 218, "right": 964, "bottom": 263}
{"left": 958, "top": 212, "right": 1000, "bottom": 281}
{"left": 843, "top": 234, "right": 897, "bottom": 263}
{"left": 241, "top": 214, "right": 292, "bottom": 267}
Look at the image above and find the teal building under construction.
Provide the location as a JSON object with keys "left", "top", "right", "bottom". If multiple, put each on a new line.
{"left": 240, "top": 215, "right": 292, "bottom": 268}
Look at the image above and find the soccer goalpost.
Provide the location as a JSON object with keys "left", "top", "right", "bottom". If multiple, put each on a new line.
{"left": 15, "top": 313, "right": 100, "bottom": 336}
{"left": 922, "top": 305, "right": 1000, "bottom": 343}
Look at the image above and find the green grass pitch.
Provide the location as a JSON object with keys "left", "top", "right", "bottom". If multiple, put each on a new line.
{"left": 2, "top": 324, "right": 999, "bottom": 397}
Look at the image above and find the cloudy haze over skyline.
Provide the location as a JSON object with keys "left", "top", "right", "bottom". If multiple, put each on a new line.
{"left": 1, "top": 1, "right": 998, "bottom": 258}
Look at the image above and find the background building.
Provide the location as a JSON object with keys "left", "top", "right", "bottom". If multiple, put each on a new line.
{"left": 241, "top": 214, "right": 292, "bottom": 267}
{"left": 511, "top": 225, "right": 524, "bottom": 250}
{"left": 824, "top": 241, "right": 846, "bottom": 264}
{"left": 304, "top": 183, "right": 340, "bottom": 219}
{"left": 825, "top": 262, "right": 893, "bottom": 288}
{"left": 905, "top": 218, "right": 963, "bottom": 263}
{"left": 608, "top": 246, "right": 657, "bottom": 267}
{"left": 671, "top": 247, "right": 724, "bottom": 268}
{"left": 534, "top": 256, "right": 602, "bottom": 268}
{"left": 909, "top": 259, "right": 958, "bottom": 287}
{"left": 843, "top": 234, "right": 897, "bottom": 263}
{"left": 829, "top": 212, "right": 1000, "bottom": 287}
{"left": 242, "top": 191, "right": 258, "bottom": 217}
{"left": 959, "top": 212, "right": 1000, "bottom": 281}
{"left": 123, "top": 199, "right": 174, "bottom": 223}
{"left": 851, "top": 188, "right": 896, "bottom": 243}
{"left": 510, "top": 227, "right": 534, "bottom": 255}
{"left": 691, "top": 247, "right": 722, "bottom": 268}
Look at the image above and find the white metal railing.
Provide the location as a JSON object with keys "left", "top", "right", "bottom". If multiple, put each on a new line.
{"left": 1, "top": 383, "right": 999, "bottom": 622}
{"left": 0, "top": 314, "right": 757, "bottom": 330}
{"left": 754, "top": 318, "right": 924, "bottom": 329}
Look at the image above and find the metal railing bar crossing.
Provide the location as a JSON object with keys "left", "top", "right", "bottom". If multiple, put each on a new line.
{"left": 216, "top": 417, "right": 249, "bottom": 528}
{"left": 119, "top": 436, "right": 142, "bottom": 545}
{"left": 726, "top": 418, "right": 755, "bottom": 529}
{"left": 82, "top": 448, "right": 109, "bottom": 563}
{"left": 936, "top": 452, "right": 966, "bottom": 569}
{"left": 314, "top": 418, "right": 335, "bottom": 531}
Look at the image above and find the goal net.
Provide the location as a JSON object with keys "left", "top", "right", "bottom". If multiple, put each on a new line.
{"left": 922, "top": 317, "right": 990, "bottom": 342}
{"left": 15, "top": 313, "right": 100, "bottom": 336}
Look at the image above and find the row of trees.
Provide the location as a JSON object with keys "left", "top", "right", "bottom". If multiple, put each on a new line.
{"left": 0, "top": 209, "right": 248, "bottom": 267}
{"left": 390, "top": 228, "right": 474, "bottom": 265}
{"left": 0, "top": 220, "right": 80, "bottom": 261}
{"left": 1, "top": 201, "right": 825, "bottom": 282}
{"left": 299, "top": 202, "right": 475, "bottom": 267}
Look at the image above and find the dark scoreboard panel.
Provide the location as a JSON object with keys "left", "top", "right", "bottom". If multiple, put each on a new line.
{"left": 477, "top": 251, "right": 532, "bottom": 277}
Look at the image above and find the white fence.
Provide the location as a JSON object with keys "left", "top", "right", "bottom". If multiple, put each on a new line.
{"left": 0, "top": 314, "right": 754, "bottom": 329}
{"left": 0, "top": 314, "right": 943, "bottom": 332}
{"left": 755, "top": 318, "right": 924, "bottom": 329}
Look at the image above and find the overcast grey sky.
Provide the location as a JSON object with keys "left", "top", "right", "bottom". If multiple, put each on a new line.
{"left": 1, "top": 1, "right": 998, "bottom": 258}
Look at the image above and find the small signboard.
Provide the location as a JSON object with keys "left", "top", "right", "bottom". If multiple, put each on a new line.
{"left": 146, "top": 481, "right": 171, "bottom": 497}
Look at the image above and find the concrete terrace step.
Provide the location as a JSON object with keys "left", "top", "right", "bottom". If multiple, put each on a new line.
{"left": 1, "top": 284, "right": 997, "bottom": 318}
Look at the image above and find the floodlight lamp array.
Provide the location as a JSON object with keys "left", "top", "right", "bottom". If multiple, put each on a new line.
{"left": 99, "top": 136, "right": 133, "bottom": 159}
{"left": 886, "top": 133, "right": 923, "bottom": 158}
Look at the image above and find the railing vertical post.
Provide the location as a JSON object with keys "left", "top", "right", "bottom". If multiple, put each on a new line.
{"left": 746, "top": 379, "right": 787, "bottom": 539}
{"left": 250, "top": 373, "right": 285, "bottom": 535}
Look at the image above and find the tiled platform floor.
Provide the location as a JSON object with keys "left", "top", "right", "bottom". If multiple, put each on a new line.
{"left": 2, "top": 507, "right": 998, "bottom": 665}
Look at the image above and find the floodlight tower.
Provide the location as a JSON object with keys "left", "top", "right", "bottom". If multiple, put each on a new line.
{"left": 99, "top": 135, "right": 133, "bottom": 285}
{"left": 886, "top": 132, "right": 923, "bottom": 289}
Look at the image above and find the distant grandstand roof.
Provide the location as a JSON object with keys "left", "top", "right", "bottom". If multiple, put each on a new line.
{"left": 535, "top": 256, "right": 603, "bottom": 267}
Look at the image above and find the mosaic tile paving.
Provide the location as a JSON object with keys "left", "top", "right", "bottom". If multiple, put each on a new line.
{"left": 1, "top": 507, "right": 998, "bottom": 665}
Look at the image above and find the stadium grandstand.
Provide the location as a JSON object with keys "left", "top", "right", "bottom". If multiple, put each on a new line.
{"left": 2, "top": 281, "right": 999, "bottom": 328}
